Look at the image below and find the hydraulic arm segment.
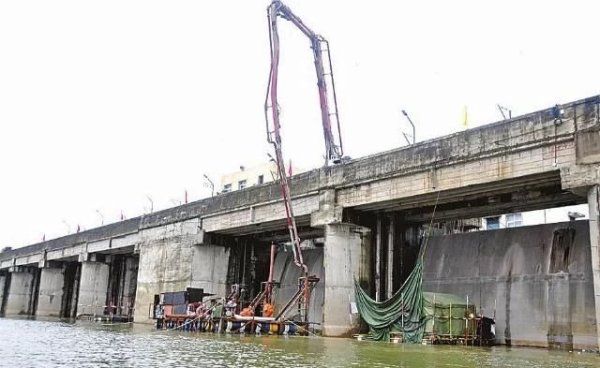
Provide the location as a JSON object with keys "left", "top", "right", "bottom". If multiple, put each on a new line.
{"left": 265, "top": 0, "right": 343, "bottom": 166}
{"left": 264, "top": 0, "right": 342, "bottom": 322}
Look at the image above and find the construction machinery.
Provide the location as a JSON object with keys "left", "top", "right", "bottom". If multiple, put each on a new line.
{"left": 263, "top": 0, "right": 343, "bottom": 323}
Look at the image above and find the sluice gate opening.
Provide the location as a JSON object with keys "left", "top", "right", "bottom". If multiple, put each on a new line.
{"left": 220, "top": 229, "right": 326, "bottom": 330}
{"left": 348, "top": 184, "right": 596, "bottom": 349}
{"left": 106, "top": 254, "right": 139, "bottom": 320}
{"left": 0, "top": 271, "right": 10, "bottom": 315}
{"left": 60, "top": 262, "right": 80, "bottom": 318}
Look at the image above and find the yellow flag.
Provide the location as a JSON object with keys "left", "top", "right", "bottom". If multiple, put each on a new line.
{"left": 462, "top": 105, "right": 468, "bottom": 128}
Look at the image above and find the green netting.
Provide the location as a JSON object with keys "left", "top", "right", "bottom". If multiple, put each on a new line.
{"left": 354, "top": 260, "right": 426, "bottom": 342}
{"left": 354, "top": 262, "right": 476, "bottom": 342}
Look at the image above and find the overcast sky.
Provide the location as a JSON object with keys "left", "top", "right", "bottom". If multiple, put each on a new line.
{"left": 1, "top": 0, "right": 599, "bottom": 247}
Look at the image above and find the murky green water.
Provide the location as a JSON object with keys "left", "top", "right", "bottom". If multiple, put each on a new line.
{"left": 0, "top": 318, "right": 597, "bottom": 367}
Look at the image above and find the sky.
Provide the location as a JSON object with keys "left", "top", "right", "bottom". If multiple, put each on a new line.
{"left": 0, "top": 0, "right": 599, "bottom": 247}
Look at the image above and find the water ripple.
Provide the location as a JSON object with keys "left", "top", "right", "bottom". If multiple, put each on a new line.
{"left": 0, "top": 318, "right": 597, "bottom": 367}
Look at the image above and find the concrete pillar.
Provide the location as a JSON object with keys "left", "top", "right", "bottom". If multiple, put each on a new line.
{"left": 4, "top": 267, "right": 37, "bottom": 315}
{"left": 77, "top": 261, "right": 109, "bottom": 317}
{"left": 36, "top": 266, "right": 65, "bottom": 317}
{"left": 191, "top": 244, "right": 230, "bottom": 297}
{"left": 375, "top": 216, "right": 382, "bottom": 302}
{"left": 587, "top": 185, "right": 600, "bottom": 351}
{"left": 387, "top": 216, "right": 395, "bottom": 299}
{"left": 322, "top": 223, "right": 371, "bottom": 337}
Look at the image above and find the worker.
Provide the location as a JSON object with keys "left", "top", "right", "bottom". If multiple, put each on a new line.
{"left": 195, "top": 303, "right": 206, "bottom": 318}
{"left": 263, "top": 303, "right": 274, "bottom": 318}
{"left": 239, "top": 304, "right": 254, "bottom": 317}
{"left": 225, "top": 298, "right": 237, "bottom": 317}
{"left": 187, "top": 303, "right": 197, "bottom": 317}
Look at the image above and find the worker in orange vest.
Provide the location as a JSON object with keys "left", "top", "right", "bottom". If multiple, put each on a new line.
{"left": 263, "top": 303, "right": 274, "bottom": 318}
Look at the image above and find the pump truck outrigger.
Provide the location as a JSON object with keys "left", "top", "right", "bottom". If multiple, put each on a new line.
{"left": 263, "top": 0, "right": 344, "bottom": 324}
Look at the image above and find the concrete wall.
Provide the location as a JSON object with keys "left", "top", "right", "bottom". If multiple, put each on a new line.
{"left": 422, "top": 220, "right": 596, "bottom": 349}
{"left": 191, "top": 244, "right": 229, "bottom": 297}
{"left": 273, "top": 248, "right": 324, "bottom": 329}
{"left": 77, "top": 261, "right": 109, "bottom": 317}
{"left": 36, "top": 267, "right": 65, "bottom": 317}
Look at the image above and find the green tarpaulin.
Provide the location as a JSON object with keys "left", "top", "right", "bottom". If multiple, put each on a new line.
{"left": 354, "top": 260, "right": 426, "bottom": 342}
{"left": 354, "top": 260, "right": 475, "bottom": 342}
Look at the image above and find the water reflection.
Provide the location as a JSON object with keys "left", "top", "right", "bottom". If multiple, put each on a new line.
{"left": 0, "top": 318, "right": 597, "bottom": 367}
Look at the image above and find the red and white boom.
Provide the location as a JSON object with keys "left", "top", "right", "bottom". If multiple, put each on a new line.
{"left": 264, "top": 0, "right": 342, "bottom": 320}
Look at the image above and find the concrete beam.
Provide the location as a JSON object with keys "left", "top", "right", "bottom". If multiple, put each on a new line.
{"left": 203, "top": 194, "right": 319, "bottom": 233}
{"left": 322, "top": 223, "right": 371, "bottom": 337}
{"left": 311, "top": 189, "right": 343, "bottom": 227}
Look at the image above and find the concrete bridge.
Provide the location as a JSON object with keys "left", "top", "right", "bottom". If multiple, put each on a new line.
{"left": 1, "top": 95, "right": 599, "bottom": 349}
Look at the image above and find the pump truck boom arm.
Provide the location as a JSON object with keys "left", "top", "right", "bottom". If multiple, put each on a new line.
{"left": 264, "top": 0, "right": 343, "bottom": 275}
{"left": 264, "top": 1, "right": 341, "bottom": 321}
{"left": 265, "top": 0, "right": 343, "bottom": 165}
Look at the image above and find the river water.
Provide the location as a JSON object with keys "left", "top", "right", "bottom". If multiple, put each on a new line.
{"left": 0, "top": 318, "right": 597, "bottom": 367}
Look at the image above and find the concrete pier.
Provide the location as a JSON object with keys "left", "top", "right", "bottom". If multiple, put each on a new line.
{"left": 133, "top": 223, "right": 201, "bottom": 323}
{"left": 322, "top": 223, "right": 370, "bottom": 337}
{"left": 36, "top": 266, "right": 65, "bottom": 317}
{"left": 4, "top": 267, "right": 38, "bottom": 316}
{"left": 77, "top": 261, "right": 109, "bottom": 317}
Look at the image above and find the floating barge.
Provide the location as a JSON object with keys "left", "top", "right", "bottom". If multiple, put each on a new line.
{"left": 157, "top": 315, "right": 307, "bottom": 336}
{"left": 152, "top": 288, "right": 311, "bottom": 336}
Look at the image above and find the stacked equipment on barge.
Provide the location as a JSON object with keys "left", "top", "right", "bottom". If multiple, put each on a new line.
{"left": 153, "top": 288, "right": 309, "bottom": 336}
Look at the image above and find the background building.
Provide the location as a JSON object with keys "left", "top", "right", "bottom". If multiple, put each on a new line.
{"left": 483, "top": 204, "right": 588, "bottom": 230}
{"left": 219, "top": 162, "right": 302, "bottom": 193}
